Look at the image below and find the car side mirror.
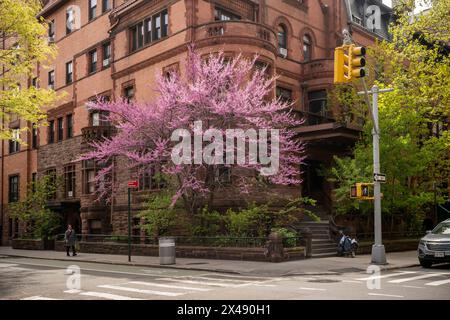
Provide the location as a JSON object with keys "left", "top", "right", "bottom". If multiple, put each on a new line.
{"left": 426, "top": 230, "right": 432, "bottom": 234}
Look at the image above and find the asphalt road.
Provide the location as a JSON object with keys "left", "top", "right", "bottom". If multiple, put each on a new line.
{"left": 0, "top": 256, "right": 449, "bottom": 300}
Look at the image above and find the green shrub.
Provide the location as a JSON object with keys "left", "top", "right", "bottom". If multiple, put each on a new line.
{"left": 271, "top": 227, "right": 298, "bottom": 247}
{"left": 226, "top": 203, "right": 272, "bottom": 237}
{"left": 191, "top": 206, "right": 224, "bottom": 236}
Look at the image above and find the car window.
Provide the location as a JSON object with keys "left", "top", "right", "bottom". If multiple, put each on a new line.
{"left": 432, "top": 222, "right": 450, "bottom": 235}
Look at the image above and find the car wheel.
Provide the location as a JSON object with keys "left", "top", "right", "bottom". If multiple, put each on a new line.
{"left": 419, "top": 259, "right": 432, "bottom": 268}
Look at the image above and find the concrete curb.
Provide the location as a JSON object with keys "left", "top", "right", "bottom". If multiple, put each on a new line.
{"left": 0, "top": 253, "right": 244, "bottom": 275}
{"left": 0, "top": 252, "right": 421, "bottom": 277}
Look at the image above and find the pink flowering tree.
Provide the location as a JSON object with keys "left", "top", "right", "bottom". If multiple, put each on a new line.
{"left": 82, "top": 47, "right": 305, "bottom": 215}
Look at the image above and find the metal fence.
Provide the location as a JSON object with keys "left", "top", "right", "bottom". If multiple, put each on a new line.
{"left": 55, "top": 234, "right": 303, "bottom": 248}
{"left": 354, "top": 230, "right": 425, "bottom": 242}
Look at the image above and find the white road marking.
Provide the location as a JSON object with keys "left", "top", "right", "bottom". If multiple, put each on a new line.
{"left": 64, "top": 289, "right": 82, "bottom": 294}
{"left": 185, "top": 276, "right": 256, "bottom": 283}
{"left": 3, "top": 260, "right": 172, "bottom": 278}
{"left": 79, "top": 291, "right": 143, "bottom": 300}
{"left": 156, "top": 278, "right": 241, "bottom": 288}
{"left": 0, "top": 263, "right": 18, "bottom": 268}
{"left": 368, "top": 293, "right": 404, "bottom": 298}
{"left": 389, "top": 273, "right": 446, "bottom": 284}
{"left": 425, "top": 279, "right": 450, "bottom": 286}
{"left": 298, "top": 287, "right": 327, "bottom": 291}
{"left": 356, "top": 271, "right": 417, "bottom": 281}
{"left": 98, "top": 284, "right": 185, "bottom": 297}
{"left": 128, "top": 281, "right": 211, "bottom": 292}
{"left": 22, "top": 296, "right": 61, "bottom": 300}
{"left": 402, "top": 285, "right": 424, "bottom": 289}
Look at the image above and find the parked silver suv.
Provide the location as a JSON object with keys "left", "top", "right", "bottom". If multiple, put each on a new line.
{"left": 418, "top": 219, "right": 450, "bottom": 268}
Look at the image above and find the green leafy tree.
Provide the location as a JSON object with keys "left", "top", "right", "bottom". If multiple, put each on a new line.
{"left": 329, "top": 0, "right": 450, "bottom": 230}
{"left": 0, "top": 0, "right": 57, "bottom": 140}
{"left": 9, "top": 175, "right": 61, "bottom": 240}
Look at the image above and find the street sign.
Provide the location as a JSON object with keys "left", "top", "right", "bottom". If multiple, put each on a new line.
{"left": 128, "top": 180, "right": 139, "bottom": 188}
{"left": 373, "top": 173, "right": 386, "bottom": 183}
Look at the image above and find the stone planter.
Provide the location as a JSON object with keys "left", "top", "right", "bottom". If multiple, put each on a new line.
{"left": 12, "top": 238, "right": 55, "bottom": 250}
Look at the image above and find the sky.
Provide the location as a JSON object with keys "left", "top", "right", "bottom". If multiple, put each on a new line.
{"left": 382, "top": 0, "right": 432, "bottom": 12}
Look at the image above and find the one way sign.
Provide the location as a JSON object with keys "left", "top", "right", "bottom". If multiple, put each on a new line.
{"left": 373, "top": 173, "right": 386, "bottom": 183}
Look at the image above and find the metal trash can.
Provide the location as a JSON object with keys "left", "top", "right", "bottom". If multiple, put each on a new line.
{"left": 159, "top": 237, "right": 176, "bottom": 265}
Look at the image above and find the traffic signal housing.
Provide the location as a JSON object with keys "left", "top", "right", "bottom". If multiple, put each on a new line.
{"left": 334, "top": 44, "right": 366, "bottom": 84}
{"left": 350, "top": 183, "right": 374, "bottom": 200}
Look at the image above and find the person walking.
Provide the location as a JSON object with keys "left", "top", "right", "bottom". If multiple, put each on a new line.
{"left": 64, "top": 224, "right": 77, "bottom": 256}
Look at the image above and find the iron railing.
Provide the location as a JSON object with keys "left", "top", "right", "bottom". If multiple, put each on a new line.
{"left": 55, "top": 234, "right": 303, "bottom": 248}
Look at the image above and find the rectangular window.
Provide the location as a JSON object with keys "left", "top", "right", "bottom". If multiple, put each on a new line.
{"left": 130, "top": 9, "right": 168, "bottom": 52}
{"left": 32, "top": 123, "right": 38, "bottom": 149}
{"left": 138, "top": 166, "right": 166, "bottom": 191}
{"left": 9, "top": 128, "right": 20, "bottom": 154}
{"left": 82, "top": 160, "right": 99, "bottom": 194}
{"left": 123, "top": 85, "right": 134, "bottom": 103}
{"left": 89, "top": 0, "right": 97, "bottom": 21}
{"left": 57, "top": 117, "right": 64, "bottom": 141}
{"left": 66, "top": 114, "right": 73, "bottom": 138}
{"left": 89, "top": 49, "right": 97, "bottom": 73}
{"left": 154, "top": 15, "right": 161, "bottom": 41}
{"left": 48, "top": 120, "right": 55, "bottom": 144}
{"left": 102, "top": 0, "right": 111, "bottom": 12}
{"left": 308, "top": 90, "right": 328, "bottom": 125}
{"left": 31, "top": 77, "right": 38, "bottom": 88}
{"left": 66, "top": 61, "right": 73, "bottom": 84}
{"left": 276, "top": 87, "right": 292, "bottom": 103}
{"left": 48, "top": 70, "right": 55, "bottom": 89}
{"left": 48, "top": 20, "right": 55, "bottom": 41}
{"left": 162, "top": 10, "right": 168, "bottom": 37}
{"left": 214, "top": 7, "right": 241, "bottom": 21}
{"left": 64, "top": 165, "right": 76, "bottom": 198}
{"left": 144, "top": 18, "right": 152, "bottom": 43}
{"left": 9, "top": 175, "right": 19, "bottom": 203}
{"left": 66, "top": 9, "right": 74, "bottom": 34}
{"left": 102, "top": 42, "right": 111, "bottom": 68}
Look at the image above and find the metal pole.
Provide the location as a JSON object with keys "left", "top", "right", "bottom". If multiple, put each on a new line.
{"left": 371, "top": 85, "right": 386, "bottom": 264}
{"left": 128, "top": 187, "right": 131, "bottom": 262}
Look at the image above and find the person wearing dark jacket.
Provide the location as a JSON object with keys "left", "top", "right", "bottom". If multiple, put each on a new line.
{"left": 64, "top": 225, "right": 77, "bottom": 256}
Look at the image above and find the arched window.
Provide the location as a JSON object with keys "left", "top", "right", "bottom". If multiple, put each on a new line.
{"left": 303, "top": 34, "right": 312, "bottom": 61}
{"left": 277, "top": 25, "right": 287, "bottom": 56}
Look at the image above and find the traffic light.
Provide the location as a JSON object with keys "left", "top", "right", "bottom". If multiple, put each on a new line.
{"left": 334, "top": 45, "right": 366, "bottom": 84}
{"left": 350, "top": 183, "right": 374, "bottom": 200}
{"left": 348, "top": 45, "right": 366, "bottom": 79}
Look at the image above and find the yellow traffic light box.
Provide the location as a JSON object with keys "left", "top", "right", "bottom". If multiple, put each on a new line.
{"left": 350, "top": 183, "right": 374, "bottom": 200}
{"left": 334, "top": 45, "right": 366, "bottom": 84}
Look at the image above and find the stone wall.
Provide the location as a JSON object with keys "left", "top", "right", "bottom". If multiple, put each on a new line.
{"left": 358, "top": 239, "right": 420, "bottom": 255}
{"left": 12, "top": 239, "right": 45, "bottom": 250}
{"left": 55, "top": 241, "right": 306, "bottom": 262}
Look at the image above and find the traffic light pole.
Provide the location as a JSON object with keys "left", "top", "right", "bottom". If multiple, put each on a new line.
{"left": 358, "top": 82, "right": 392, "bottom": 265}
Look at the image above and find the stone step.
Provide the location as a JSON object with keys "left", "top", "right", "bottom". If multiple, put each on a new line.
{"left": 312, "top": 243, "right": 336, "bottom": 249}
{"left": 311, "top": 252, "right": 337, "bottom": 258}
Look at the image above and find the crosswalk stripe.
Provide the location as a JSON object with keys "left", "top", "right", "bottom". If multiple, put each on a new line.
{"left": 425, "top": 279, "right": 450, "bottom": 286}
{"left": 355, "top": 271, "right": 417, "bottom": 281}
{"left": 368, "top": 293, "right": 404, "bottom": 298}
{"left": 98, "top": 284, "right": 185, "bottom": 297}
{"left": 298, "top": 287, "right": 327, "bottom": 291}
{"left": 0, "top": 263, "right": 18, "bottom": 268}
{"left": 128, "top": 281, "right": 211, "bottom": 291}
{"left": 22, "top": 296, "right": 60, "bottom": 300}
{"left": 184, "top": 276, "right": 256, "bottom": 283}
{"left": 156, "top": 278, "right": 240, "bottom": 288}
{"left": 80, "top": 291, "right": 143, "bottom": 300}
{"left": 388, "top": 273, "right": 446, "bottom": 284}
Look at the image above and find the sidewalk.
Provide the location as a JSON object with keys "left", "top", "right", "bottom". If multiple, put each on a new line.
{"left": 0, "top": 246, "right": 419, "bottom": 277}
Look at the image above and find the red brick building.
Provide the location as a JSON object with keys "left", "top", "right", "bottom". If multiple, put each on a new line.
{"left": 0, "top": 0, "right": 393, "bottom": 244}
